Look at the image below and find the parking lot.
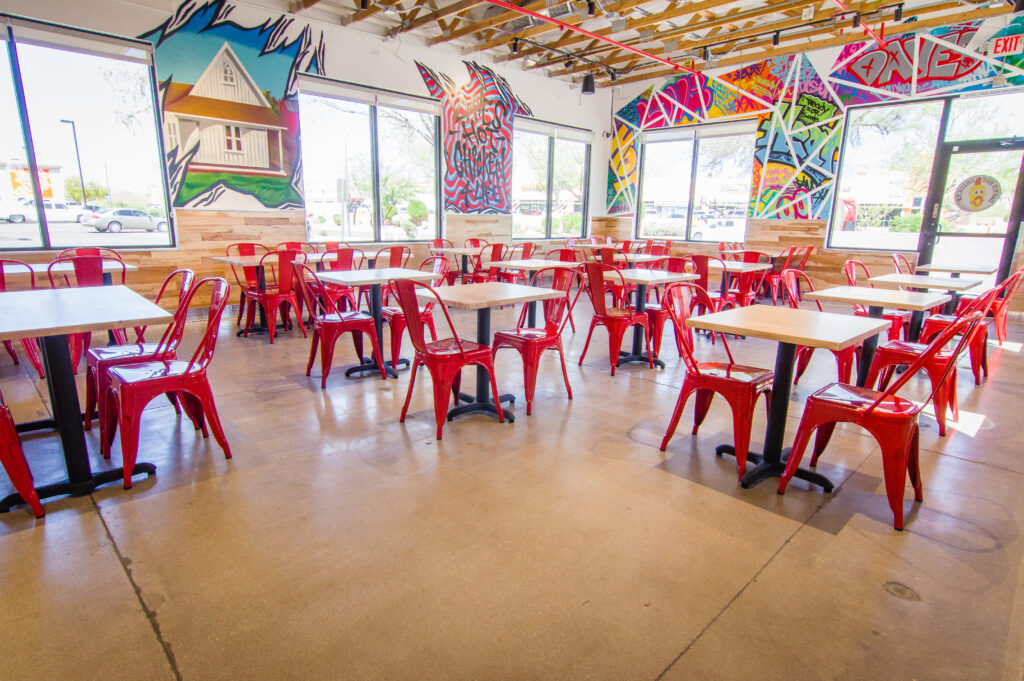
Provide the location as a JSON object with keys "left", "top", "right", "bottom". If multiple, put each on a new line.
{"left": 0, "top": 219, "right": 172, "bottom": 249}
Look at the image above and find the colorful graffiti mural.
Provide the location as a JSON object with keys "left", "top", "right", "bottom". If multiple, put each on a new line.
{"left": 417, "top": 61, "right": 532, "bottom": 214}
{"left": 608, "top": 17, "right": 1024, "bottom": 220}
{"left": 143, "top": 0, "right": 325, "bottom": 210}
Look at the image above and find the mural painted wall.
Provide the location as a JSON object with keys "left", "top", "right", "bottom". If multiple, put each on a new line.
{"left": 607, "top": 17, "right": 1024, "bottom": 221}
{"left": 142, "top": 1, "right": 325, "bottom": 210}
{"left": 417, "top": 61, "right": 532, "bottom": 214}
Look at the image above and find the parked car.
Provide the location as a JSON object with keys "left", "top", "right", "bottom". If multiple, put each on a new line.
{"left": 0, "top": 202, "right": 29, "bottom": 223}
{"left": 73, "top": 204, "right": 102, "bottom": 222}
{"left": 83, "top": 208, "right": 167, "bottom": 233}
{"left": 21, "top": 199, "right": 78, "bottom": 222}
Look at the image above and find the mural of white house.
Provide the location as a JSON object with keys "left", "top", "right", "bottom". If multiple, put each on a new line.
{"left": 163, "top": 43, "right": 285, "bottom": 175}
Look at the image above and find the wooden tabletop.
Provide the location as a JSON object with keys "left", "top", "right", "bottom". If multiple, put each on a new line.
{"left": 3, "top": 260, "right": 139, "bottom": 274}
{"left": 318, "top": 267, "right": 434, "bottom": 287}
{"left": 212, "top": 254, "right": 332, "bottom": 268}
{"left": 417, "top": 281, "right": 563, "bottom": 310}
{"left": 613, "top": 253, "right": 662, "bottom": 263}
{"left": 686, "top": 305, "right": 891, "bottom": 351}
{"left": 430, "top": 246, "right": 487, "bottom": 256}
{"left": 708, "top": 261, "right": 772, "bottom": 273}
{"left": 605, "top": 269, "right": 699, "bottom": 285}
{"left": 572, "top": 243, "right": 612, "bottom": 251}
{"left": 0, "top": 286, "right": 171, "bottom": 341}
{"left": 868, "top": 273, "right": 982, "bottom": 292}
{"left": 915, "top": 264, "right": 998, "bottom": 275}
{"left": 483, "top": 258, "right": 579, "bottom": 270}
{"left": 805, "top": 286, "right": 950, "bottom": 311}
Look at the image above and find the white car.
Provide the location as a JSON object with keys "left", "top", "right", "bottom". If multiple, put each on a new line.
{"left": 21, "top": 199, "right": 78, "bottom": 222}
{"left": 83, "top": 208, "right": 168, "bottom": 233}
{"left": 0, "top": 202, "right": 29, "bottom": 223}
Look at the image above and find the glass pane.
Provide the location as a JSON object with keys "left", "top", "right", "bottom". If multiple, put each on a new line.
{"left": 297, "top": 93, "right": 374, "bottom": 243}
{"left": 690, "top": 134, "right": 753, "bottom": 243}
{"left": 511, "top": 130, "right": 549, "bottom": 239}
{"left": 946, "top": 91, "right": 1024, "bottom": 142}
{"left": 0, "top": 45, "right": 42, "bottom": 248}
{"left": 17, "top": 43, "right": 171, "bottom": 248}
{"left": 550, "top": 138, "right": 587, "bottom": 239}
{"left": 637, "top": 139, "right": 693, "bottom": 239}
{"left": 377, "top": 106, "right": 437, "bottom": 241}
{"left": 928, "top": 235, "right": 1002, "bottom": 289}
{"left": 830, "top": 100, "right": 943, "bottom": 251}
{"left": 938, "top": 150, "right": 1022, "bottom": 236}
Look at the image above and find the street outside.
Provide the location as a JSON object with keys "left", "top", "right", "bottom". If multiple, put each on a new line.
{"left": 0, "top": 219, "right": 172, "bottom": 249}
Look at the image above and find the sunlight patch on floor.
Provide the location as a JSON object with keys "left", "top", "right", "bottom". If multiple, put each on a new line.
{"left": 915, "top": 402, "right": 986, "bottom": 437}
{"left": 989, "top": 339, "right": 1021, "bottom": 353}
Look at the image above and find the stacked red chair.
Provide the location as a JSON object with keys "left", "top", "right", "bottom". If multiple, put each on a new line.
{"left": 778, "top": 312, "right": 983, "bottom": 529}
{"left": 294, "top": 262, "right": 386, "bottom": 387}
{"left": 391, "top": 278, "right": 504, "bottom": 440}
{"left": 578, "top": 262, "right": 652, "bottom": 376}
{"left": 101, "top": 278, "right": 234, "bottom": 489}
{"left": 225, "top": 242, "right": 270, "bottom": 327}
{"left": 954, "top": 264, "right": 1024, "bottom": 346}
{"left": 465, "top": 243, "right": 508, "bottom": 284}
{"left": 659, "top": 282, "right": 774, "bottom": 480}
{"left": 492, "top": 267, "right": 582, "bottom": 414}
{"left": 242, "top": 250, "right": 308, "bottom": 344}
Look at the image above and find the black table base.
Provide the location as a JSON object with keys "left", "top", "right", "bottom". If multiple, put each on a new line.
{"left": 449, "top": 391, "right": 516, "bottom": 423}
{"left": 619, "top": 282, "right": 664, "bottom": 369}
{"left": 715, "top": 444, "right": 835, "bottom": 491}
{"left": 0, "top": 463, "right": 156, "bottom": 512}
{"left": 345, "top": 357, "right": 406, "bottom": 379}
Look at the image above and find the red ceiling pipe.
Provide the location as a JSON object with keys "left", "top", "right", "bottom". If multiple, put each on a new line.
{"left": 483, "top": 0, "right": 703, "bottom": 76}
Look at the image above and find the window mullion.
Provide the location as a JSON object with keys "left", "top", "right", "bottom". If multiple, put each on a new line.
{"left": 6, "top": 29, "right": 48, "bottom": 247}
{"left": 686, "top": 137, "right": 699, "bottom": 241}
{"left": 369, "top": 104, "right": 382, "bottom": 242}
{"left": 544, "top": 135, "right": 555, "bottom": 238}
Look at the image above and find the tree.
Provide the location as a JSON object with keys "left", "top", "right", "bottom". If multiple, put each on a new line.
{"left": 407, "top": 198, "right": 428, "bottom": 224}
{"left": 64, "top": 178, "right": 108, "bottom": 203}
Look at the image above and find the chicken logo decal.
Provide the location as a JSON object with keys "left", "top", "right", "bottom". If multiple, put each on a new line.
{"left": 953, "top": 175, "right": 1001, "bottom": 213}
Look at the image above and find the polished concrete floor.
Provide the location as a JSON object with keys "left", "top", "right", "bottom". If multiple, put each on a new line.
{"left": 1, "top": 296, "right": 1022, "bottom": 680}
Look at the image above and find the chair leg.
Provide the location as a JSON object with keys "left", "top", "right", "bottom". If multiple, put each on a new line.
{"left": 115, "top": 390, "right": 145, "bottom": 489}
{"left": 809, "top": 422, "right": 836, "bottom": 467}
{"left": 879, "top": 434, "right": 913, "bottom": 530}
{"left": 555, "top": 340, "right": 573, "bottom": 401}
{"left": 794, "top": 346, "right": 813, "bottom": 385}
{"left": 84, "top": 363, "right": 97, "bottom": 432}
{"left": 399, "top": 357, "right": 421, "bottom": 423}
{"left": 319, "top": 327, "right": 339, "bottom": 389}
{"left": 660, "top": 382, "right": 697, "bottom": 451}
{"left": 19, "top": 338, "right": 44, "bottom": 379}
{"left": 521, "top": 346, "right": 539, "bottom": 416}
{"left": 778, "top": 414, "right": 825, "bottom": 493}
{"left": 578, "top": 318, "right": 599, "bottom": 367}
{"left": 691, "top": 388, "right": 715, "bottom": 433}
{"left": 306, "top": 328, "right": 320, "bottom": 377}
{"left": 364, "top": 327, "right": 389, "bottom": 380}
{"left": 481, "top": 359, "right": 505, "bottom": 424}
{"left": 194, "top": 383, "right": 232, "bottom": 458}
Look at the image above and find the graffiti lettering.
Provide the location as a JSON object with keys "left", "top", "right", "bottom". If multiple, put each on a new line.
{"left": 848, "top": 37, "right": 916, "bottom": 88}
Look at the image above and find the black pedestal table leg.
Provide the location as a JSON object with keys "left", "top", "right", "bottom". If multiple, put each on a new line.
{"left": 857, "top": 305, "right": 884, "bottom": 387}
{"left": 448, "top": 306, "right": 515, "bottom": 423}
{"left": 527, "top": 300, "right": 537, "bottom": 328}
{"left": 345, "top": 282, "right": 397, "bottom": 378}
{"left": 908, "top": 310, "right": 924, "bottom": 343}
{"left": 615, "top": 282, "right": 665, "bottom": 369}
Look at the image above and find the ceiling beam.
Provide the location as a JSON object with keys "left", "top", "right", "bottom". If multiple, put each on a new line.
{"left": 467, "top": 0, "right": 652, "bottom": 52}
{"left": 429, "top": 0, "right": 553, "bottom": 45}
{"left": 288, "top": 0, "right": 322, "bottom": 11}
{"left": 601, "top": 4, "right": 1012, "bottom": 87}
{"left": 388, "top": 0, "right": 489, "bottom": 36}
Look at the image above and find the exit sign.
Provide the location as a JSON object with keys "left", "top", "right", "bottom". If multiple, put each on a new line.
{"left": 990, "top": 34, "right": 1024, "bottom": 57}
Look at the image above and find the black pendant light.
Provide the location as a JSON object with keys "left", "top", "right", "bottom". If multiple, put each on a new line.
{"left": 582, "top": 73, "right": 596, "bottom": 94}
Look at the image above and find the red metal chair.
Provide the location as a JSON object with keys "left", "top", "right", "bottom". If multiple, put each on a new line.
{"left": 0, "top": 397, "right": 44, "bottom": 517}
{"left": 48, "top": 255, "right": 129, "bottom": 373}
{"left": 85, "top": 268, "right": 196, "bottom": 437}
{"left": 57, "top": 247, "right": 123, "bottom": 261}
{"left": 429, "top": 238, "right": 459, "bottom": 286}
{"left": 497, "top": 242, "right": 537, "bottom": 285}
{"left": 844, "top": 259, "right": 910, "bottom": 341}
{"left": 793, "top": 245, "right": 813, "bottom": 271}
{"left": 391, "top": 278, "right": 504, "bottom": 439}
{"left": 578, "top": 262, "right": 652, "bottom": 375}
{"left": 359, "top": 246, "right": 412, "bottom": 307}
{"left": 0, "top": 260, "right": 44, "bottom": 379}
{"left": 545, "top": 248, "right": 582, "bottom": 263}
{"left": 642, "top": 244, "right": 671, "bottom": 257}
{"left": 892, "top": 252, "right": 915, "bottom": 274}
{"left": 763, "top": 246, "right": 798, "bottom": 305}
{"left": 659, "top": 282, "right": 774, "bottom": 479}
{"left": 781, "top": 269, "right": 860, "bottom": 385}
{"left": 316, "top": 241, "right": 350, "bottom": 252}
{"left": 642, "top": 257, "right": 692, "bottom": 358}
{"left": 718, "top": 251, "right": 771, "bottom": 309}
{"left": 464, "top": 238, "right": 488, "bottom": 248}
{"left": 679, "top": 254, "right": 728, "bottom": 313}
{"left": 864, "top": 285, "right": 1001, "bottom": 435}
{"left": 101, "top": 278, "right": 234, "bottom": 489}
{"left": 294, "top": 262, "right": 386, "bottom": 387}
{"left": 466, "top": 243, "right": 508, "bottom": 284}
{"left": 276, "top": 241, "right": 318, "bottom": 254}
{"left": 225, "top": 242, "right": 270, "bottom": 327}
{"left": 778, "top": 311, "right": 983, "bottom": 529}
{"left": 382, "top": 256, "right": 450, "bottom": 370}
{"left": 321, "top": 247, "right": 364, "bottom": 311}
{"left": 954, "top": 264, "right": 1024, "bottom": 345}
{"left": 492, "top": 267, "right": 582, "bottom": 415}
{"left": 718, "top": 242, "right": 742, "bottom": 261}
{"left": 242, "top": 250, "right": 308, "bottom": 344}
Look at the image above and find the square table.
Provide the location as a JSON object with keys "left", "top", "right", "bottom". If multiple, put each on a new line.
{"left": 481, "top": 258, "right": 581, "bottom": 323}
{"left": 613, "top": 252, "right": 662, "bottom": 264}
{"left": 429, "top": 246, "right": 486, "bottom": 279}
{"left": 868, "top": 272, "right": 981, "bottom": 322}
{"left": 915, "top": 264, "right": 997, "bottom": 277}
{"left": 6, "top": 260, "right": 141, "bottom": 283}
{"left": 686, "top": 305, "right": 890, "bottom": 490}
{"left": 416, "top": 281, "right": 563, "bottom": 423}
{"left": 604, "top": 269, "right": 698, "bottom": 368}
{"left": 318, "top": 267, "right": 435, "bottom": 378}
{"left": 805, "top": 286, "right": 950, "bottom": 385}
{"left": 0, "top": 286, "right": 172, "bottom": 512}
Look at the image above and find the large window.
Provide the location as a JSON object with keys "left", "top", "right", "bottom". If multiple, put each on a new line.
{"left": 297, "top": 80, "right": 440, "bottom": 243}
{"left": 0, "top": 18, "right": 173, "bottom": 250}
{"left": 829, "top": 100, "right": 943, "bottom": 250}
{"left": 511, "top": 122, "right": 590, "bottom": 239}
{"left": 637, "top": 123, "right": 754, "bottom": 242}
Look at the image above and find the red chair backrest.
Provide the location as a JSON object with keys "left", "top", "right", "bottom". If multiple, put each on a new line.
{"left": 277, "top": 241, "right": 316, "bottom": 254}
{"left": 376, "top": 246, "right": 411, "bottom": 268}
{"left": 519, "top": 267, "right": 582, "bottom": 333}
{"left": 259, "top": 250, "right": 306, "bottom": 293}
{"left": 658, "top": 257, "right": 691, "bottom": 274}
{"left": 780, "top": 269, "right": 821, "bottom": 311}
{"left": 773, "top": 246, "right": 798, "bottom": 272}
{"left": 317, "top": 241, "right": 349, "bottom": 251}
{"left": 226, "top": 243, "right": 269, "bottom": 288}
{"left": 293, "top": 261, "right": 338, "bottom": 316}
{"left": 546, "top": 249, "right": 580, "bottom": 263}
{"left": 644, "top": 244, "right": 671, "bottom": 256}
{"left": 892, "top": 253, "right": 915, "bottom": 274}
{"left": 662, "top": 282, "right": 736, "bottom": 374}
{"left": 865, "top": 311, "right": 984, "bottom": 416}
{"left": 323, "top": 247, "right": 363, "bottom": 272}
{"left": 418, "top": 256, "right": 450, "bottom": 287}
{"left": 680, "top": 254, "right": 726, "bottom": 292}
{"left": 390, "top": 279, "right": 465, "bottom": 355}
{"left": 179, "top": 278, "right": 231, "bottom": 373}
{"left": 58, "top": 247, "right": 123, "bottom": 261}
{"left": 0, "top": 259, "right": 35, "bottom": 292}
{"left": 584, "top": 262, "right": 628, "bottom": 316}
{"left": 476, "top": 243, "right": 507, "bottom": 273}
{"left": 843, "top": 259, "right": 871, "bottom": 287}
{"left": 998, "top": 266, "right": 1024, "bottom": 305}
{"left": 48, "top": 255, "right": 125, "bottom": 288}
{"left": 134, "top": 268, "right": 196, "bottom": 345}
{"left": 429, "top": 238, "right": 454, "bottom": 249}
{"left": 464, "top": 238, "right": 487, "bottom": 249}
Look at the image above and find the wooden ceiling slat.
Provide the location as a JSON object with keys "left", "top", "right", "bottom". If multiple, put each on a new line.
{"left": 429, "top": 0, "right": 554, "bottom": 45}
{"left": 389, "top": 0, "right": 489, "bottom": 36}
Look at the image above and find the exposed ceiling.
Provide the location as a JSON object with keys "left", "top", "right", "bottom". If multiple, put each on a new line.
{"left": 290, "top": 0, "right": 1015, "bottom": 89}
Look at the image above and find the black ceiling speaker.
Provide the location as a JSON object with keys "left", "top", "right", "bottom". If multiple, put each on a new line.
{"left": 1014, "top": 0, "right": 1024, "bottom": 14}
{"left": 772, "top": 31, "right": 780, "bottom": 46}
{"left": 360, "top": 0, "right": 368, "bottom": 9}
{"left": 894, "top": 4, "right": 903, "bottom": 21}
{"left": 587, "top": 1, "right": 596, "bottom": 16}
{"left": 582, "top": 73, "right": 596, "bottom": 94}
{"left": 852, "top": 13, "right": 860, "bottom": 27}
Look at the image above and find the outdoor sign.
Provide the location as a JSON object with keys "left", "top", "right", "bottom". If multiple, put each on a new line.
{"left": 989, "top": 34, "right": 1024, "bottom": 57}
{"left": 953, "top": 175, "right": 1001, "bottom": 212}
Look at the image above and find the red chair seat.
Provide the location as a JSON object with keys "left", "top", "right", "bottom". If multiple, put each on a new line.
{"left": 0, "top": 402, "right": 45, "bottom": 517}
{"left": 697, "top": 363, "right": 773, "bottom": 384}
{"left": 808, "top": 382, "right": 919, "bottom": 415}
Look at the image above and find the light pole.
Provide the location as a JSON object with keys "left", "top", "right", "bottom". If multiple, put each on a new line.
{"left": 60, "top": 119, "right": 87, "bottom": 208}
